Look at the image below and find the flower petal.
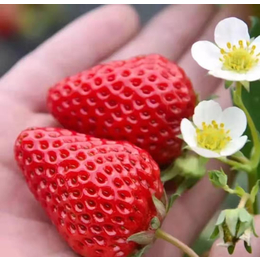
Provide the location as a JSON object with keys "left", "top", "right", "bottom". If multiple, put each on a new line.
{"left": 191, "top": 41, "right": 222, "bottom": 71}
{"left": 220, "top": 107, "right": 247, "bottom": 138}
{"left": 214, "top": 17, "right": 250, "bottom": 49}
{"left": 244, "top": 64, "right": 260, "bottom": 82}
{"left": 209, "top": 69, "right": 247, "bottom": 81}
{"left": 180, "top": 118, "right": 196, "bottom": 148}
{"left": 250, "top": 35, "right": 260, "bottom": 56}
{"left": 220, "top": 136, "right": 248, "bottom": 157}
{"left": 193, "top": 100, "right": 222, "bottom": 128}
{"left": 191, "top": 146, "right": 221, "bottom": 158}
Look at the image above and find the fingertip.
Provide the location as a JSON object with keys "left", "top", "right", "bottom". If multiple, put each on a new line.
{"left": 99, "top": 4, "right": 140, "bottom": 40}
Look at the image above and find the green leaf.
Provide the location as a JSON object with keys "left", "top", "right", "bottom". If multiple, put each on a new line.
{"left": 167, "top": 193, "right": 179, "bottom": 211}
{"left": 250, "top": 16, "right": 260, "bottom": 38}
{"left": 166, "top": 178, "right": 195, "bottom": 211}
{"left": 132, "top": 245, "right": 151, "bottom": 257}
{"left": 160, "top": 166, "right": 179, "bottom": 183}
{"left": 152, "top": 195, "right": 166, "bottom": 219}
{"left": 150, "top": 217, "right": 160, "bottom": 230}
{"left": 241, "top": 81, "right": 250, "bottom": 92}
{"left": 250, "top": 180, "right": 260, "bottom": 203}
{"left": 127, "top": 231, "right": 154, "bottom": 245}
{"left": 225, "top": 80, "right": 233, "bottom": 89}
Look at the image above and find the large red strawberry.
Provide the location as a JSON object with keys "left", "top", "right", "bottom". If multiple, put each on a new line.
{"left": 47, "top": 54, "right": 196, "bottom": 167}
{"left": 14, "top": 127, "right": 164, "bottom": 257}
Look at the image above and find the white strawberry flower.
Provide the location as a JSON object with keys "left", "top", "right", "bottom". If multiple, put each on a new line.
{"left": 192, "top": 17, "right": 260, "bottom": 82}
{"left": 180, "top": 100, "right": 247, "bottom": 158}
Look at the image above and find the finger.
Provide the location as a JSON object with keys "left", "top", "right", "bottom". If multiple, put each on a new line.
{"left": 0, "top": 4, "right": 139, "bottom": 112}
{"left": 178, "top": 4, "right": 251, "bottom": 100}
{"left": 209, "top": 215, "right": 260, "bottom": 257}
{"left": 110, "top": 4, "right": 217, "bottom": 61}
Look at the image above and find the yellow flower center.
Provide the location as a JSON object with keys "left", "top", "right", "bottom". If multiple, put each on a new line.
{"left": 219, "top": 40, "right": 260, "bottom": 73}
{"left": 196, "top": 121, "right": 231, "bottom": 152}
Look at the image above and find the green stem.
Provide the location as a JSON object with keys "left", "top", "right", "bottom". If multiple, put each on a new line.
{"left": 233, "top": 82, "right": 260, "bottom": 214}
{"left": 230, "top": 154, "right": 250, "bottom": 164}
{"left": 233, "top": 83, "right": 260, "bottom": 169}
{"left": 217, "top": 157, "right": 251, "bottom": 172}
{"left": 223, "top": 184, "right": 236, "bottom": 195}
{"left": 248, "top": 168, "right": 258, "bottom": 214}
{"left": 155, "top": 229, "right": 199, "bottom": 257}
{"left": 237, "top": 193, "right": 250, "bottom": 209}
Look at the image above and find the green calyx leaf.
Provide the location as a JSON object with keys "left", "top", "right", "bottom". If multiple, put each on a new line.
{"left": 225, "top": 80, "right": 234, "bottom": 89}
{"left": 215, "top": 210, "right": 226, "bottom": 226}
{"left": 166, "top": 178, "right": 196, "bottom": 212}
{"left": 206, "top": 94, "right": 219, "bottom": 101}
{"left": 225, "top": 209, "right": 240, "bottom": 237}
{"left": 127, "top": 231, "right": 155, "bottom": 245}
{"left": 161, "top": 154, "right": 207, "bottom": 183}
{"left": 210, "top": 226, "right": 220, "bottom": 240}
{"left": 234, "top": 186, "right": 247, "bottom": 198}
{"left": 240, "top": 81, "right": 250, "bottom": 92}
{"left": 177, "top": 134, "right": 183, "bottom": 140}
{"left": 209, "top": 169, "right": 227, "bottom": 188}
{"left": 131, "top": 245, "right": 151, "bottom": 257}
{"left": 152, "top": 195, "right": 166, "bottom": 219}
{"left": 228, "top": 245, "right": 235, "bottom": 255}
{"left": 244, "top": 242, "right": 252, "bottom": 254}
{"left": 150, "top": 217, "right": 161, "bottom": 230}
{"left": 250, "top": 180, "right": 260, "bottom": 204}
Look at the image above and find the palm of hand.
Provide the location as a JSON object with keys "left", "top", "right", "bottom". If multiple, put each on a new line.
{"left": 0, "top": 4, "right": 252, "bottom": 257}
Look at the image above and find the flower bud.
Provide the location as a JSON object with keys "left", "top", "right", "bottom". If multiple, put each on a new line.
{"left": 211, "top": 208, "right": 257, "bottom": 254}
{"left": 209, "top": 169, "right": 227, "bottom": 188}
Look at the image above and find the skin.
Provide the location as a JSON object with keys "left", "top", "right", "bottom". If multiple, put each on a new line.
{"left": 0, "top": 4, "right": 259, "bottom": 257}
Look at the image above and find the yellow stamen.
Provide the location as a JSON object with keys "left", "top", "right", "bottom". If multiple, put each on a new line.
{"left": 196, "top": 121, "right": 231, "bottom": 152}
{"left": 219, "top": 39, "right": 260, "bottom": 73}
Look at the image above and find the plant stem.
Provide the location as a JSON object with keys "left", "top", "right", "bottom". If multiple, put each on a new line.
{"left": 248, "top": 168, "right": 258, "bottom": 214}
{"left": 217, "top": 157, "right": 251, "bottom": 172}
{"left": 223, "top": 185, "right": 236, "bottom": 194}
{"left": 155, "top": 229, "right": 199, "bottom": 257}
{"left": 233, "top": 82, "right": 260, "bottom": 214}
{"left": 237, "top": 193, "right": 249, "bottom": 209}
{"left": 233, "top": 83, "right": 260, "bottom": 169}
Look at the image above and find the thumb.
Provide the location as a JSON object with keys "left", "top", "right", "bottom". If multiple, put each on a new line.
{"left": 209, "top": 215, "right": 260, "bottom": 257}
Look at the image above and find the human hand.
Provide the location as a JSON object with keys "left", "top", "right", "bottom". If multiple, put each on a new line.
{"left": 0, "top": 4, "right": 259, "bottom": 257}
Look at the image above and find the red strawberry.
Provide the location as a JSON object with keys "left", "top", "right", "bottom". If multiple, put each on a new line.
{"left": 47, "top": 54, "right": 196, "bottom": 167}
{"left": 14, "top": 127, "right": 164, "bottom": 257}
{"left": 0, "top": 5, "right": 20, "bottom": 38}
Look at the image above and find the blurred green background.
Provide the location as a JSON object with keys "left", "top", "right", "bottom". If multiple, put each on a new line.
{"left": 1, "top": 4, "right": 260, "bottom": 256}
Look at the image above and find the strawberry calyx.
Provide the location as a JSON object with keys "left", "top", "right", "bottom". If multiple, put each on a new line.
{"left": 127, "top": 193, "right": 167, "bottom": 256}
